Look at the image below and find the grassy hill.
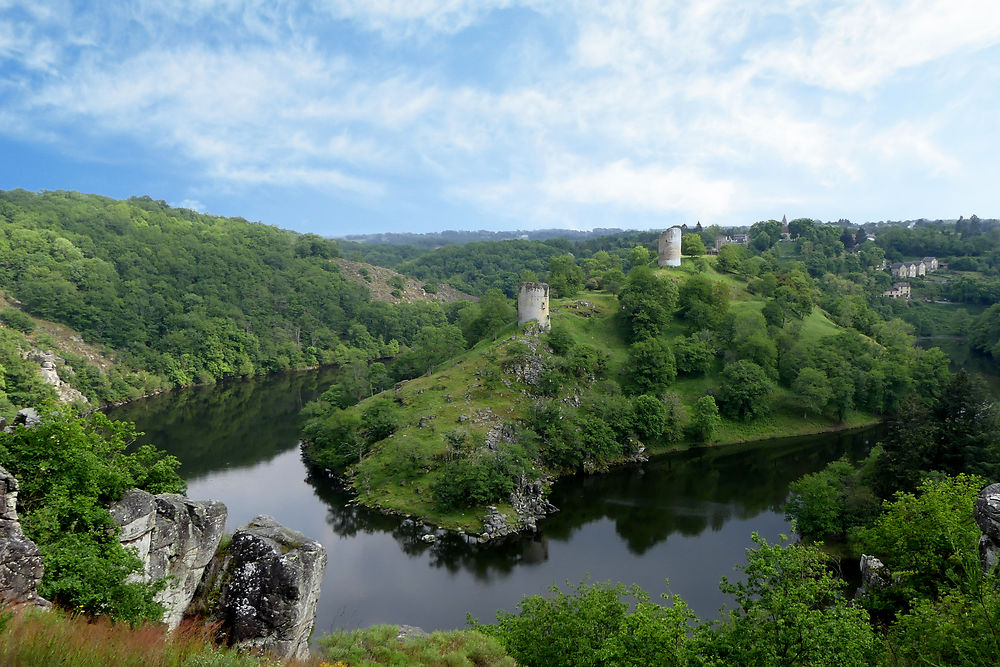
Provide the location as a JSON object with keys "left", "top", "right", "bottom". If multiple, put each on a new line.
{"left": 302, "top": 259, "right": 886, "bottom": 535}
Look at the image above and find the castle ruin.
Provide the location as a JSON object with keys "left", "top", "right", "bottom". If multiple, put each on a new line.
{"left": 517, "top": 282, "right": 550, "bottom": 330}
{"left": 657, "top": 227, "right": 682, "bottom": 267}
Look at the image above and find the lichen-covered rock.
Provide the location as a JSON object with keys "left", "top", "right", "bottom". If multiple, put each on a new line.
{"left": 975, "top": 483, "right": 1000, "bottom": 574}
{"left": 0, "top": 466, "right": 49, "bottom": 609}
{"left": 216, "top": 515, "right": 327, "bottom": 659}
{"left": 857, "top": 554, "right": 892, "bottom": 597}
{"left": 110, "top": 489, "right": 227, "bottom": 629}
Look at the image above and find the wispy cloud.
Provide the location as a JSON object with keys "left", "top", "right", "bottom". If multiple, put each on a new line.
{"left": 1, "top": 1, "right": 998, "bottom": 230}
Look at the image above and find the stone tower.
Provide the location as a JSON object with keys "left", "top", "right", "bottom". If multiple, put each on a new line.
{"left": 517, "top": 282, "right": 550, "bottom": 330}
{"left": 657, "top": 226, "right": 682, "bottom": 267}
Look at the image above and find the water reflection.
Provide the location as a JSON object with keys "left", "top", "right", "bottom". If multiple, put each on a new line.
{"left": 106, "top": 367, "right": 339, "bottom": 479}
{"left": 109, "top": 368, "right": 880, "bottom": 631}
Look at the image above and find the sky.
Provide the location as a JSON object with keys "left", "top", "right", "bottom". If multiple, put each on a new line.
{"left": 1, "top": 1, "right": 999, "bottom": 236}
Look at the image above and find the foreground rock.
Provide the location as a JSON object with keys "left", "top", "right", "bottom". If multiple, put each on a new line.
{"left": 214, "top": 515, "right": 327, "bottom": 659}
{"left": 0, "top": 466, "right": 49, "bottom": 609}
{"left": 111, "top": 489, "right": 227, "bottom": 629}
{"left": 975, "top": 482, "right": 1000, "bottom": 575}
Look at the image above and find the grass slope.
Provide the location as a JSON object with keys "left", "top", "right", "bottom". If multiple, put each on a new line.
{"left": 316, "top": 262, "right": 879, "bottom": 534}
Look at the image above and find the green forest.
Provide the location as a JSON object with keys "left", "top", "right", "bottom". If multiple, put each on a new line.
{"left": 3, "top": 191, "right": 1000, "bottom": 664}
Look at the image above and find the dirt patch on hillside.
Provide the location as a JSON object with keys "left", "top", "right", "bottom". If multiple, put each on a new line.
{"left": 332, "top": 258, "right": 477, "bottom": 304}
{"left": 0, "top": 292, "right": 116, "bottom": 371}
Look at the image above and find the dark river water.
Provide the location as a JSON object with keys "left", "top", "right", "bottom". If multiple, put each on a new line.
{"left": 108, "top": 369, "right": 876, "bottom": 637}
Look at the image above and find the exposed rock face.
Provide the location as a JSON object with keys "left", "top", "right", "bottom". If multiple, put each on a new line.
{"left": 0, "top": 466, "right": 49, "bottom": 609}
{"left": 974, "top": 483, "right": 1000, "bottom": 575}
{"left": 23, "top": 349, "right": 88, "bottom": 404}
{"left": 215, "top": 515, "right": 327, "bottom": 659}
{"left": 110, "top": 489, "right": 227, "bottom": 629}
{"left": 480, "top": 476, "right": 557, "bottom": 542}
{"left": 857, "top": 554, "right": 892, "bottom": 597}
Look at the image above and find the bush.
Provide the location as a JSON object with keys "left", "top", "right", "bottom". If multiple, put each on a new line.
{"left": 480, "top": 580, "right": 695, "bottom": 667}
{"left": 0, "top": 413, "right": 184, "bottom": 623}
{"left": 431, "top": 445, "right": 532, "bottom": 511}
{"left": 0, "top": 308, "right": 35, "bottom": 334}
{"left": 546, "top": 325, "right": 574, "bottom": 356}
{"left": 320, "top": 625, "right": 515, "bottom": 666}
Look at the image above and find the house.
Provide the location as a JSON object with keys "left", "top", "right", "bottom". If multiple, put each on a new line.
{"left": 883, "top": 282, "right": 911, "bottom": 299}
{"left": 922, "top": 257, "right": 939, "bottom": 272}
{"left": 890, "top": 260, "right": 926, "bottom": 278}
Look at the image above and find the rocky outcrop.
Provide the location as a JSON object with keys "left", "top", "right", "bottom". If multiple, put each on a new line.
{"left": 214, "top": 515, "right": 327, "bottom": 659}
{"left": 110, "top": 489, "right": 227, "bottom": 629}
{"left": 480, "top": 476, "right": 557, "bottom": 542}
{"left": 974, "top": 483, "right": 1000, "bottom": 575}
{"left": 23, "top": 349, "right": 88, "bottom": 404}
{"left": 0, "top": 466, "right": 49, "bottom": 609}
{"left": 857, "top": 554, "right": 892, "bottom": 598}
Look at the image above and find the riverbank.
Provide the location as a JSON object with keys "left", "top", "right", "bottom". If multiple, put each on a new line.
{"left": 325, "top": 409, "right": 882, "bottom": 539}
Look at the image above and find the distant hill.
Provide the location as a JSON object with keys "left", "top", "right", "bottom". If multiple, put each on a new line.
{"left": 339, "top": 228, "right": 637, "bottom": 247}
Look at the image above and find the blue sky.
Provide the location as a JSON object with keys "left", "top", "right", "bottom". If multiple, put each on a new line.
{"left": 1, "top": 1, "right": 999, "bottom": 236}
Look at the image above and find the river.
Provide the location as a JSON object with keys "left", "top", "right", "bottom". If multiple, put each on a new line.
{"left": 107, "top": 369, "right": 875, "bottom": 637}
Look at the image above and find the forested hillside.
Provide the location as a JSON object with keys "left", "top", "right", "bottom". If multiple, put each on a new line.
{"left": 0, "top": 190, "right": 474, "bottom": 406}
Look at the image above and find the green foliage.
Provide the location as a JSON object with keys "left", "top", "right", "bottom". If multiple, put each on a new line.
{"left": 480, "top": 580, "right": 695, "bottom": 667}
{"left": 873, "top": 371, "right": 999, "bottom": 496}
{"left": 0, "top": 190, "right": 376, "bottom": 386}
{"left": 545, "top": 324, "right": 574, "bottom": 356}
{"left": 853, "top": 474, "right": 984, "bottom": 601}
{"left": 626, "top": 338, "right": 676, "bottom": 395}
{"left": 791, "top": 367, "right": 831, "bottom": 417}
{"left": 0, "top": 308, "right": 34, "bottom": 333}
{"left": 677, "top": 275, "right": 728, "bottom": 331}
{"left": 631, "top": 395, "right": 666, "bottom": 440}
{"left": 717, "top": 360, "right": 774, "bottom": 420}
{"left": 785, "top": 458, "right": 879, "bottom": 541}
{"left": 0, "top": 413, "right": 184, "bottom": 623}
{"left": 361, "top": 397, "right": 401, "bottom": 443}
{"left": 618, "top": 266, "right": 678, "bottom": 341}
{"left": 320, "top": 625, "right": 516, "bottom": 667}
{"left": 432, "top": 445, "right": 532, "bottom": 511}
{"left": 547, "top": 254, "right": 584, "bottom": 298}
{"left": 698, "top": 534, "right": 877, "bottom": 666}
{"left": 688, "top": 395, "right": 721, "bottom": 442}
{"left": 681, "top": 233, "right": 706, "bottom": 256}
{"left": 459, "top": 289, "right": 514, "bottom": 344}
{"left": 673, "top": 333, "right": 716, "bottom": 376}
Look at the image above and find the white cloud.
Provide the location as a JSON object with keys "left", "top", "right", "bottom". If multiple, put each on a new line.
{"left": 171, "top": 198, "right": 207, "bottom": 212}
{"left": 747, "top": 0, "right": 1000, "bottom": 92}
{"left": 542, "top": 160, "right": 736, "bottom": 217}
{"left": 2, "top": 1, "right": 999, "bottom": 228}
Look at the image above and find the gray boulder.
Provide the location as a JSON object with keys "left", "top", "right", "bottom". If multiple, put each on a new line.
{"left": 110, "top": 489, "right": 227, "bottom": 629}
{"left": 0, "top": 466, "right": 49, "bottom": 609}
{"left": 974, "top": 483, "right": 1000, "bottom": 574}
{"left": 216, "top": 515, "right": 327, "bottom": 659}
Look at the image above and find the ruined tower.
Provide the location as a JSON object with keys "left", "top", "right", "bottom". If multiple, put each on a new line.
{"left": 517, "top": 282, "right": 550, "bottom": 330}
{"left": 657, "top": 226, "right": 683, "bottom": 267}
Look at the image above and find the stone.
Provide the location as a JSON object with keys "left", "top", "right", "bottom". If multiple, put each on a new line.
{"left": 858, "top": 554, "right": 891, "bottom": 594}
{"left": 110, "top": 490, "right": 227, "bottom": 629}
{"left": 0, "top": 466, "right": 50, "bottom": 609}
{"left": 13, "top": 408, "right": 40, "bottom": 427}
{"left": 216, "top": 515, "right": 327, "bottom": 660}
{"left": 975, "top": 483, "right": 1000, "bottom": 574}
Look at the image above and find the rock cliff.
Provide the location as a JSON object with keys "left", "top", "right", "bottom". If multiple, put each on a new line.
{"left": 0, "top": 466, "right": 49, "bottom": 609}
{"left": 213, "top": 515, "right": 327, "bottom": 659}
{"left": 975, "top": 482, "right": 1000, "bottom": 575}
{"left": 110, "top": 489, "right": 227, "bottom": 629}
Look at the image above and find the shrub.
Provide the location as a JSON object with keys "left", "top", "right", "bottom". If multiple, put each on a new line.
{"left": 0, "top": 413, "right": 184, "bottom": 623}
{"left": 0, "top": 309, "right": 35, "bottom": 334}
